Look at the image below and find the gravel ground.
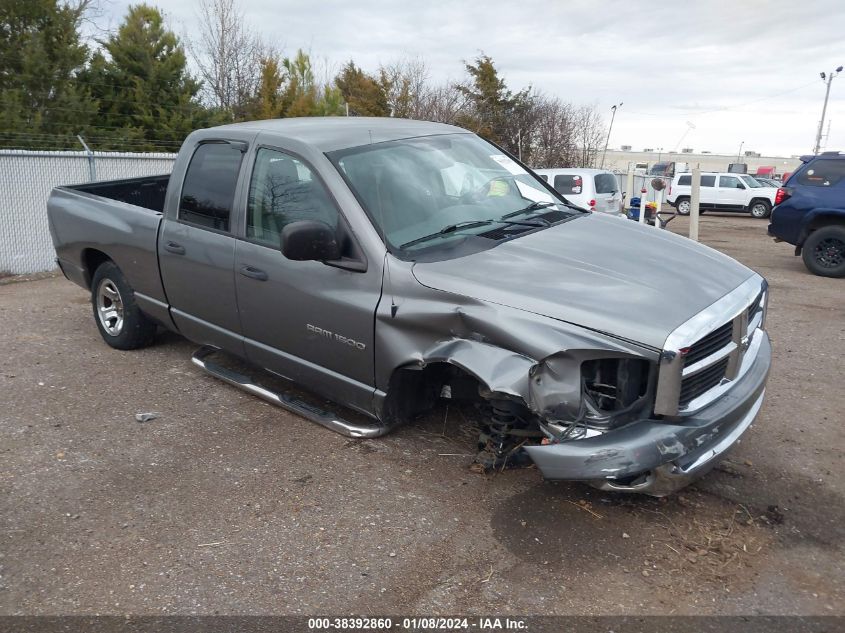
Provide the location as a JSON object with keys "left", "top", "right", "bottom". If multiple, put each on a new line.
{"left": 0, "top": 213, "right": 842, "bottom": 615}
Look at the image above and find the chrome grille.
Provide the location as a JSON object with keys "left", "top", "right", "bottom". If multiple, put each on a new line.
{"left": 654, "top": 276, "right": 768, "bottom": 416}
{"left": 679, "top": 357, "right": 729, "bottom": 407}
{"left": 683, "top": 321, "right": 733, "bottom": 367}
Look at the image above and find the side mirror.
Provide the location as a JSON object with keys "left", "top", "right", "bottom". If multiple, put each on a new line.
{"left": 737, "top": 183, "right": 746, "bottom": 189}
{"left": 281, "top": 220, "right": 341, "bottom": 262}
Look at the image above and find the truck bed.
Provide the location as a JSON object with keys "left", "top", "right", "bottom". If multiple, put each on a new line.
{"left": 47, "top": 175, "right": 172, "bottom": 322}
{"left": 68, "top": 174, "right": 170, "bottom": 213}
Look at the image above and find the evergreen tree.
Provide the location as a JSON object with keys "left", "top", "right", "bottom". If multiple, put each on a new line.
{"left": 335, "top": 61, "right": 389, "bottom": 117}
{"left": 277, "top": 50, "right": 343, "bottom": 118}
{"left": 247, "top": 56, "right": 286, "bottom": 119}
{"left": 456, "top": 54, "right": 533, "bottom": 157}
{"left": 0, "top": 0, "right": 95, "bottom": 148}
{"left": 81, "top": 4, "right": 212, "bottom": 150}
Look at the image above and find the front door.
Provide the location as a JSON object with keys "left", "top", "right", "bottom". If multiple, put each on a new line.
{"left": 159, "top": 141, "right": 246, "bottom": 353}
{"left": 234, "top": 147, "right": 383, "bottom": 414}
{"left": 717, "top": 175, "right": 747, "bottom": 211}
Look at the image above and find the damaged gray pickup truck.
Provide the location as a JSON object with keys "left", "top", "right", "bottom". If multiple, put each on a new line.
{"left": 48, "top": 118, "right": 771, "bottom": 495}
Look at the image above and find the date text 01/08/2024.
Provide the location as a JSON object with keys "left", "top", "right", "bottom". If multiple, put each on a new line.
{"left": 306, "top": 617, "right": 528, "bottom": 630}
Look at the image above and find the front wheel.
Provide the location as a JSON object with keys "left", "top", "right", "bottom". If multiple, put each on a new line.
{"left": 749, "top": 200, "right": 771, "bottom": 219}
{"left": 90, "top": 261, "right": 157, "bottom": 349}
{"left": 802, "top": 225, "right": 845, "bottom": 278}
{"left": 675, "top": 198, "right": 691, "bottom": 215}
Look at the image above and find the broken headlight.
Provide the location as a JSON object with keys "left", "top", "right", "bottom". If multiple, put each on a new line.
{"left": 580, "top": 358, "right": 652, "bottom": 427}
{"left": 529, "top": 354, "right": 654, "bottom": 441}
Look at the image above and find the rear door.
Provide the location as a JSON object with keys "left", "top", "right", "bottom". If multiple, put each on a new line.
{"left": 593, "top": 172, "right": 621, "bottom": 214}
{"left": 159, "top": 140, "right": 247, "bottom": 352}
{"left": 717, "top": 174, "right": 747, "bottom": 210}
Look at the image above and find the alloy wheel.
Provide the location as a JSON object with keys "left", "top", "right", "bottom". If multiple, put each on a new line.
{"left": 96, "top": 278, "right": 124, "bottom": 336}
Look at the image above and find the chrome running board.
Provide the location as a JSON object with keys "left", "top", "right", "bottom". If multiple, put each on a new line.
{"left": 191, "top": 346, "right": 393, "bottom": 439}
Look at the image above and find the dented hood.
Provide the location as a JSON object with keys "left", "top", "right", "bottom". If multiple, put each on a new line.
{"left": 411, "top": 214, "right": 756, "bottom": 350}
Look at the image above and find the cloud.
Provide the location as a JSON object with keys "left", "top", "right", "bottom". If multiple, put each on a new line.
{"left": 97, "top": 0, "right": 845, "bottom": 155}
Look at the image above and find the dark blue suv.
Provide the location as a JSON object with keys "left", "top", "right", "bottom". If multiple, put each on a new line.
{"left": 768, "top": 152, "right": 845, "bottom": 277}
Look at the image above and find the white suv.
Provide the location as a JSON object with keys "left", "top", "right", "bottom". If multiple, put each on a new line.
{"left": 666, "top": 173, "right": 776, "bottom": 219}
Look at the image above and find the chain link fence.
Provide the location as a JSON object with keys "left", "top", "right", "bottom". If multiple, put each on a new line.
{"left": 0, "top": 150, "right": 177, "bottom": 275}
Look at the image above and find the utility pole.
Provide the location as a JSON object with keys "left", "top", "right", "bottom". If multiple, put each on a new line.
{"left": 814, "top": 66, "right": 842, "bottom": 155}
{"left": 736, "top": 141, "right": 744, "bottom": 163}
{"left": 600, "top": 102, "right": 622, "bottom": 169}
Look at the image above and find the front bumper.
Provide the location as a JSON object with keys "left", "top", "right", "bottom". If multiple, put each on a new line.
{"left": 524, "top": 332, "right": 771, "bottom": 496}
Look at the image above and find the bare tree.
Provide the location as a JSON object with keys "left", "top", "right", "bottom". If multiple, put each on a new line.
{"left": 378, "top": 56, "right": 429, "bottom": 118}
{"left": 531, "top": 95, "right": 576, "bottom": 168}
{"left": 572, "top": 104, "right": 606, "bottom": 168}
{"left": 191, "top": 0, "right": 265, "bottom": 117}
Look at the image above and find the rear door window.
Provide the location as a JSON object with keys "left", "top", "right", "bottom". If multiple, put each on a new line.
{"left": 797, "top": 159, "right": 845, "bottom": 187}
{"left": 678, "top": 175, "right": 714, "bottom": 186}
{"left": 553, "top": 174, "right": 583, "bottom": 195}
{"left": 179, "top": 142, "right": 245, "bottom": 232}
{"left": 594, "top": 173, "right": 618, "bottom": 194}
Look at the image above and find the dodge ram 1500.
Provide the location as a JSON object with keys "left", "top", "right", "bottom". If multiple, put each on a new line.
{"left": 48, "top": 117, "right": 771, "bottom": 495}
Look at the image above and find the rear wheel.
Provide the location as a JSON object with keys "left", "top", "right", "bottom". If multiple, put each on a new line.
{"left": 802, "top": 225, "right": 845, "bottom": 278}
{"left": 676, "top": 197, "right": 691, "bottom": 215}
{"left": 749, "top": 200, "right": 771, "bottom": 219}
{"left": 90, "top": 261, "right": 157, "bottom": 349}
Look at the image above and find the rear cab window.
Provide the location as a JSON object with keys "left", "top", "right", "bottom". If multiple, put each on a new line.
{"left": 797, "top": 159, "right": 845, "bottom": 187}
{"left": 179, "top": 142, "right": 245, "bottom": 232}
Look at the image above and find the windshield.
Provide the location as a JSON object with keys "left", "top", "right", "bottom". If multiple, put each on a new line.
{"left": 740, "top": 175, "right": 763, "bottom": 188}
{"left": 329, "top": 133, "right": 581, "bottom": 257}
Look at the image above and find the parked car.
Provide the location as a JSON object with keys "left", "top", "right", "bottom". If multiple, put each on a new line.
{"left": 666, "top": 172, "right": 777, "bottom": 218}
{"left": 768, "top": 151, "right": 845, "bottom": 277}
{"left": 533, "top": 168, "right": 623, "bottom": 216}
{"left": 47, "top": 118, "right": 771, "bottom": 496}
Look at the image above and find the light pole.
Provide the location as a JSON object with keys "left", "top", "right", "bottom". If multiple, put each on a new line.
{"left": 814, "top": 66, "right": 842, "bottom": 155}
{"left": 656, "top": 147, "right": 664, "bottom": 163}
{"left": 600, "top": 102, "right": 622, "bottom": 169}
{"left": 736, "top": 141, "right": 744, "bottom": 163}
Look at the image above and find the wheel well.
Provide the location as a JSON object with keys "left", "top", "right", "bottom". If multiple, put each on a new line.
{"left": 81, "top": 249, "right": 112, "bottom": 289}
{"left": 798, "top": 213, "right": 845, "bottom": 250}
{"left": 808, "top": 214, "right": 845, "bottom": 232}
{"left": 381, "top": 363, "right": 485, "bottom": 424}
{"left": 749, "top": 197, "right": 771, "bottom": 207}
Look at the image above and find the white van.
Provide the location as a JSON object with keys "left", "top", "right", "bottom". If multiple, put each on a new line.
{"left": 666, "top": 172, "right": 776, "bottom": 219}
{"left": 533, "top": 168, "right": 624, "bottom": 216}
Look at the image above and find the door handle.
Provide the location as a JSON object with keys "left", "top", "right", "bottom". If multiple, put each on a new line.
{"left": 164, "top": 241, "right": 185, "bottom": 255}
{"left": 239, "top": 265, "right": 268, "bottom": 281}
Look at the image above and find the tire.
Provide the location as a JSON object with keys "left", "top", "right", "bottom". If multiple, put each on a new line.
{"left": 749, "top": 200, "right": 771, "bottom": 219}
{"left": 90, "top": 261, "right": 157, "bottom": 349}
{"left": 801, "top": 225, "right": 845, "bottom": 278}
{"left": 676, "top": 197, "right": 691, "bottom": 215}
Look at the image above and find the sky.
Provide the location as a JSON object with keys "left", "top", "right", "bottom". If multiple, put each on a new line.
{"left": 92, "top": 0, "right": 845, "bottom": 157}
